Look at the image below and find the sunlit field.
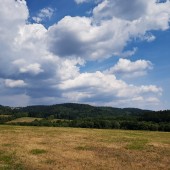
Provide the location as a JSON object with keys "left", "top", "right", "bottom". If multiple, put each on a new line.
{"left": 0, "top": 125, "right": 169, "bottom": 170}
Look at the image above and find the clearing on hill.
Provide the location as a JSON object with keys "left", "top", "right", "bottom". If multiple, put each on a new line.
{"left": 6, "top": 117, "right": 42, "bottom": 124}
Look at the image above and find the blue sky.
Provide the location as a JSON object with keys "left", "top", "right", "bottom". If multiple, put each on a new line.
{"left": 0, "top": 0, "right": 170, "bottom": 110}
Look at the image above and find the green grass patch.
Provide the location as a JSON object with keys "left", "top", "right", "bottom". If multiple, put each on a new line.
{"left": 2, "top": 144, "right": 14, "bottom": 147}
{"left": 30, "top": 149, "right": 47, "bottom": 155}
{"left": 0, "top": 150, "right": 24, "bottom": 170}
{"left": 0, "top": 150, "right": 12, "bottom": 165}
{"left": 0, "top": 155, "right": 12, "bottom": 164}
{"left": 125, "top": 139, "right": 148, "bottom": 150}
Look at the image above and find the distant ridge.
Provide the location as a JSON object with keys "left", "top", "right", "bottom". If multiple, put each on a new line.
{"left": 0, "top": 103, "right": 169, "bottom": 131}
{"left": 1, "top": 102, "right": 153, "bottom": 119}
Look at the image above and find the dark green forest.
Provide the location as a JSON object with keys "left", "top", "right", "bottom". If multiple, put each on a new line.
{"left": 0, "top": 103, "right": 170, "bottom": 131}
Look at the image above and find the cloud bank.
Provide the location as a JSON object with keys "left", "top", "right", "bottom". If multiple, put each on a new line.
{"left": 0, "top": 0, "right": 169, "bottom": 109}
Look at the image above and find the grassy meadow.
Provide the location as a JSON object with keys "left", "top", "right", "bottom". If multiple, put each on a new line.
{"left": 0, "top": 125, "right": 169, "bottom": 170}
{"left": 6, "top": 117, "right": 43, "bottom": 124}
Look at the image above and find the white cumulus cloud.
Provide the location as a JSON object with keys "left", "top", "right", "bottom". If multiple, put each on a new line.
{"left": 4, "top": 79, "right": 27, "bottom": 88}
{"left": 32, "top": 7, "right": 54, "bottom": 23}
{"left": 104, "top": 58, "right": 153, "bottom": 77}
{"left": 47, "top": 0, "right": 170, "bottom": 61}
{"left": 58, "top": 71, "right": 162, "bottom": 108}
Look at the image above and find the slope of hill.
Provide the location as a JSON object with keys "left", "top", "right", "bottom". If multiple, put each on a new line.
{"left": 18, "top": 103, "right": 151, "bottom": 119}
{"left": 0, "top": 103, "right": 169, "bottom": 131}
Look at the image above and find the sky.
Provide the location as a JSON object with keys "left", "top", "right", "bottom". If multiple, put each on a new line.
{"left": 0, "top": 0, "right": 170, "bottom": 110}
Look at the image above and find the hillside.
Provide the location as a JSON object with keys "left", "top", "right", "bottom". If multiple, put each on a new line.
{"left": 17, "top": 103, "right": 151, "bottom": 119}
{"left": 0, "top": 103, "right": 169, "bottom": 131}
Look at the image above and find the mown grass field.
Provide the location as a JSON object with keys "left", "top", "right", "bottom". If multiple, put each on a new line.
{"left": 0, "top": 115, "right": 11, "bottom": 118}
{"left": 0, "top": 125, "right": 169, "bottom": 170}
{"left": 6, "top": 117, "right": 43, "bottom": 124}
{"left": 6, "top": 117, "right": 70, "bottom": 124}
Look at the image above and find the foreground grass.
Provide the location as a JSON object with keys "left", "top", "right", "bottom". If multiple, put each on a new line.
{"left": 0, "top": 125, "right": 169, "bottom": 170}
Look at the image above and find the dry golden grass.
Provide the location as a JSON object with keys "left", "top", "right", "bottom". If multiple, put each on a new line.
{"left": 0, "top": 125, "right": 169, "bottom": 170}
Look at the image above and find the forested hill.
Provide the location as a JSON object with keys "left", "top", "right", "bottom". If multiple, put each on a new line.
{"left": 0, "top": 103, "right": 169, "bottom": 121}
{"left": 0, "top": 105, "right": 13, "bottom": 115}
{"left": 0, "top": 103, "right": 170, "bottom": 131}
{"left": 17, "top": 103, "right": 151, "bottom": 119}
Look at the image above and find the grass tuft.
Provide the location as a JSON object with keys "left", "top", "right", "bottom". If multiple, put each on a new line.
{"left": 30, "top": 149, "right": 47, "bottom": 155}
